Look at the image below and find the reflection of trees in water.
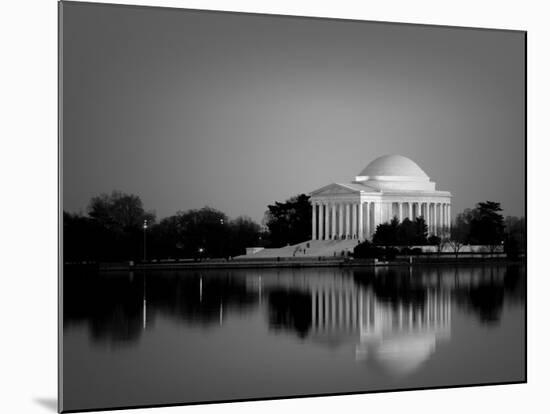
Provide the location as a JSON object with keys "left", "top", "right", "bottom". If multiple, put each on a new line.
{"left": 64, "top": 268, "right": 258, "bottom": 346}
{"left": 64, "top": 268, "right": 144, "bottom": 346}
{"left": 266, "top": 265, "right": 526, "bottom": 340}
{"left": 453, "top": 265, "right": 525, "bottom": 325}
{"left": 457, "top": 284, "right": 504, "bottom": 324}
{"left": 353, "top": 268, "right": 427, "bottom": 309}
{"left": 503, "top": 265, "right": 526, "bottom": 302}
{"left": 266, "top": 289, "right": 312, "bottom": 338}
{"left": 352, "top": 265, "right": 525, "bottom": 327}
{"left": 147, "top": 273, "right": 257, "bottom": 326}
{"left": 64, "top": 265, "right": 525, "bottom": 346}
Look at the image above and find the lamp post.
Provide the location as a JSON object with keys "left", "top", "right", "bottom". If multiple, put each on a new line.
{"left": 143, "top": 219, "right": 148, "bottom": 262}
{"left": 219, "top": 218, "right": 225, "bottom": 258}
{"left": 198, "top": 247, "right": 204, "bottom": 261}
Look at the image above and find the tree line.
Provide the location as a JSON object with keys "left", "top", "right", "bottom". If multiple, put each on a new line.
{"left": 64, "top": 190, "right": 312, "bottom": 263}
{"left": 355, "top": 201, "right": 525, "bottom": 259}
{"left": 64, "top": 191, "right": 524, "bottom": 263}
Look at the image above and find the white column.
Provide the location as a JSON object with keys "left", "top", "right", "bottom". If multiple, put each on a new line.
{"left": 430, "top": 203, "right": 437, "bottom": 234}
{"left": 443, "top": 204, "right": 447, "bottom": 234}
{"left": 435, "top": 203, "right": 439, "bottom": 233}
{"left": 374, "top": 202, "right": 380, "bottom": 232}
{"left": 351, "top": 203, "right": 357, "bottom": 238}
{"left": 448, "top": 204, "right": 451, "bottom": 233}
{"left": 358, "top": 202, "right": 364, "bottom": 240}
{"left": 345, "top": 203, "right": 351, "bottom": 239}
{"left": 433, "top": 203, "right": 438, "bottom": 236}
{"left": 324, "top": 203, "right": 330, "bottom": 241}
{"left": 426, "top": 202, "right": 431, "bottom": 232}
{"left": 338, "top": 203, "right": 344, "bottom": 239}
{"left": 312, "top": 203, "right": 317, "bottom": 240}
{"left": 399, "top": 202, "right": 403, "bottom": 222}
{"left": 331, "top": 203, "right": 336, "bottom": 240}
{"left": 439, "top": 203, "right": 445, "bottom": 236}
{"left": 442, "top": 204, "right": 445, "bottom": 233}
{"left": 365, "top": 203, "right": 369, "bottom": 237}
{"left": 448, "top": 203, "right": 452, "bottom": 232}
{"left": 416, "top": 202, "right": 421, "bottom": 219}
{"left": 444, "top": 204, "right": 447, "bottom": 232}
{"left": 437, "top": 203, "right": 441, "bottom": 236}
{"left": 432, "top": 203, "right": 436, "bottom": 234}
{"left": 325, "top": 203, "right": 330, "bottom": 240}
{"left": 318, "top": 204, "right": 324, "bottom": 240}
{"left": 408, "top": 202, "right": 412, "bottom": 220}
{"left": 433, "top": 203, "right": 437, "bottom": 234}
{"left": 365, "top": 202, "right": 370, "bottom": 238}
{"left": 447, "top": 204, "right": 451, "bottom": 232}
{"left": 328, "top": 203, "right": 332, "bottom": 239}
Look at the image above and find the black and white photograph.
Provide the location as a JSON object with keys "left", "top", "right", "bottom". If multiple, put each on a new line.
{"left": 58, "top": 1, "right": 526, "bottom": 412}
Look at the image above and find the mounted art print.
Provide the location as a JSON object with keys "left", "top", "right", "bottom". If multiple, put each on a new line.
{"left": 59, "top": 1, "right": 526, "bottom": 412}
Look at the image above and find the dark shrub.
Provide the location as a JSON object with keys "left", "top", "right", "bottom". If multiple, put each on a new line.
{"left": 354, "top": 240, "right": 382, "bottom": 259}
{"left": 427, "top": 235, "right": 441, "bottom": 246}
{"left": 504, "top": 236, "right": 519, "bottom": 260}
{"left": 384, "top": 247, "right": 398, "bottom": 260}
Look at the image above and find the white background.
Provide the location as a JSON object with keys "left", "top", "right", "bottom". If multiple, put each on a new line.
{"left": 0, "top": 0, "right": 547, "bottom": 413}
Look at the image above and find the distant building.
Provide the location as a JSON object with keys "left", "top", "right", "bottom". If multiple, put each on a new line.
{"left": 309, "top": 155, "right": 452, "bottom": 240}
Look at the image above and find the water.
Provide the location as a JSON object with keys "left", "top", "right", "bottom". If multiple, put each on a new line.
{"left": 62, "top": 264, "right": 526, "bottom": 411}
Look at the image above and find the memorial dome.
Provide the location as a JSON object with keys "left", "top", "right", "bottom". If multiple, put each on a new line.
{"left": 358, "top": 155, "right": 428, "bottom": 178}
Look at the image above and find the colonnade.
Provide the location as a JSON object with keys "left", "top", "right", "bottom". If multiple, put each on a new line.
{"left": 311, "top": 200, "right": 451, "bottom": 241}
{"left": 311, "top": 287, "right": 363, "bottom": 332}
{"left": 358, "top": 290, "right": 452, "bottom": 335}
{"left": 310, "top": 286, "right": 451, "bottom": 334}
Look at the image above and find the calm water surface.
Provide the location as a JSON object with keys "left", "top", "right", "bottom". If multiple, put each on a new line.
{"left": 63, "top": 264, "right": 526, "bottom": 411}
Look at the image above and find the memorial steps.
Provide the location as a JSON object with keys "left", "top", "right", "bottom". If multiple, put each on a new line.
{"left": 237, "top": 239, "right": 359, "bottom": 259}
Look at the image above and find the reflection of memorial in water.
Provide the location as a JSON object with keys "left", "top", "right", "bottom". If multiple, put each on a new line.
{"left": 255, "top": 268, "right": 452, "bottom": 376}
{"left": 353, "top": 288, "right": 451, "bottom": 376}
{"left": 260, "top": 265, "right": 524, "bottom": 376}
{"left": 64, "top": 265, "right": 524, "bottom": 359}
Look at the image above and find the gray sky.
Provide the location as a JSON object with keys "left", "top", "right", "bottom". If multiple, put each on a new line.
{"left": 62, "top": 2, "right": 525, "bottom": 223}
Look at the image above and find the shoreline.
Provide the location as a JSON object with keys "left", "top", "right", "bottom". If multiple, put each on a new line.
{"left": 64, "top": 256, "right": 525, "bottom": 272}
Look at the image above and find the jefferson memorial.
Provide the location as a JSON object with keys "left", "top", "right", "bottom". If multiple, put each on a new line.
{"left": 309, "top": 155, "right": 452, "bottom": 241}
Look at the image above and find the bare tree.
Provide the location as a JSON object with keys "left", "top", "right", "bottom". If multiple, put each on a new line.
{"left": 449, "top": 209, "right": 472, "bottom": 258}
{"left": 436, "top": 236, "right": 449, "bottom": 256}
{"left": 448, "top": 239, "right": 464, "bottom": 258}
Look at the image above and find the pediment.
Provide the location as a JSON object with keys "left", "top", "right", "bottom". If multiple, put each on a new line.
{"left": 310, "top": 183, "right": 362, "bottom": 197}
